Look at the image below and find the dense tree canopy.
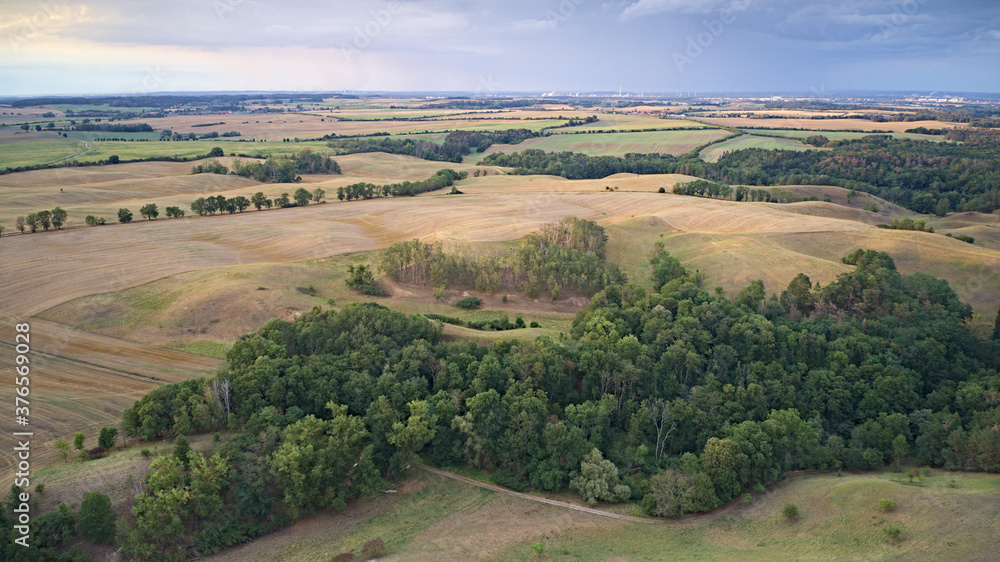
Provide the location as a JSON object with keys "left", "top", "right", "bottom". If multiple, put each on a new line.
{"left": 113, "top": 240, "right": 999, "bottom": 555}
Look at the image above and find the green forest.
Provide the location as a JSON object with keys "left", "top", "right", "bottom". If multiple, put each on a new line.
{"left": 14, "top": 217, "right": 993, "bottom": 559}
{"left": 481, "top": 128, "right": 1000, "bottom": 214}
{"left": 376, "top": 217, "right": 625, "bottom": 298}
{"left": 327, "top": 129, "right": 541, "bottom": 163}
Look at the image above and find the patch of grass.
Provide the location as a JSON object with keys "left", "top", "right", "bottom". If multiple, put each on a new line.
{"left": 165, "top": 340, "right": 231, "bottom": 359}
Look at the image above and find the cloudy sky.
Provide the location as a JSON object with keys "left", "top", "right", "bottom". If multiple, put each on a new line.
{"left": 1, "top": 0, "right": 998, "bottom": 96}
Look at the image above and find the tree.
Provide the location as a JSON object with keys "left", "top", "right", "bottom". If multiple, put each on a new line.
{"left": 993, "top": 303, "right": 1000, "bottom": 340}
{"left": 50, "top": 207, "right": 67, "bottom": 230}
{"left": 569, "top": 448, "right": 631, "bottom": 506}
{"left": 139, "top": 203, "right": 159, "bottom": 220}
{"left": 387, "top": 400, "right": 436, "bottom": 471}
{"left": 37, "top": 209, "right": 51, "bottom": 231}
{"left": 173, "top": 435, "right": 191, "bottom": 467}
{"left": 892, "top": 434, "right": 908, "bottom": 467}
{"left": 77, "top": 492, "right": 115, "bottom": 544}
{"left": 117, "top": 208, "right": 133, "bottom": 223}
{"left": 98, "top": 426, "right": 118, "bottom": 449}
{"left": 311, "top": 187, "right": 326, "bottom": 203}
{"left": 85, "top": 215, "right": 97, "bottom": 226}
{"left": 15, "top": 216, "right": 25, "bottom": 233}
{"left": 25, "top": 213, "right": 37, "bottom": 233}
{"left": 232, "top": 195, "right": 250, "bottom": 212}
{"left": 935, "top": 198, "right": 950, "bottom": 217}
{"left": 191, "top": 197, "right": 208, "bottom": 216}
{"left": 293, "top": 187, "right": 312, "bottom": 206}
{"left": 73, "top": 432, "right": 85, "bottom": 452}
{"left": 251, "top": 191, "right": 268, "bottom": 210}
{"left": 269, "top": 405, "right": 380, "bottom": 516}
{"left": 208, "top": 146, "right": 224, "bottom": 157}
{"left": 165, "top": 206, "right": 184, "bottom": 218}
{"left": 54, "top": 439, "right": 70, "bottom": 462}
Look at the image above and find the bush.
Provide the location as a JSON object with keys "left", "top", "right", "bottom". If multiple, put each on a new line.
{"left": 345, "top": 264, "right": 386, "bottom": 296}
{"left": 455, "top": 296, "right": 482, "bottom": 310}
{"left": 658, "top": 187, "right": 665, "bottom": 193}
{"left": 140, "top": 448, "right": 151, "bottom": 458}
{"left": 87, "top": 446, "right": 106, "bottom": 456}
{"left": 877, "top": 498, "right": 896, "bottom": 512}
{"left": 883, "top": 523, "right": 905, "bottom": 544}
{"left": 530, "top": 321, "right": 540, "bottom": 328}
{"left": 782, "top": 503, "right": 799, "bottom": 521}
{"left": 742, "top": 493, "right": 752, "bottom": 504}
{"left": 361, "top": 538, "right": 386, "bottom": 559}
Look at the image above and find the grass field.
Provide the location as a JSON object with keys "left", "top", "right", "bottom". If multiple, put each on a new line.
{"left": 750, "top": 128, "right": 952, "bottom": 143}
{"left": 699, "top": 134, "right": 815, "bottom": 162}
{"left": 0, "top": 321, "right": 219, "bottom": 480}
{"left": 699, "top": 117, "right": 966, "bottom": 133}
{"left": 479, "top": 129, "right": 733, "bottom": 158}
{"left": 560, "top": 115, "right": 706, "bottom": 133}
{"left": 0, "top": 134, "right": 92, "bottom": 168}
{"left": 205, "top": 468, "right": 1000, "bottom": 561}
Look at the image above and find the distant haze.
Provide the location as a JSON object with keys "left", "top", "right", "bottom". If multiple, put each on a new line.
{"left": 1, "top": 0, "right": 998, "bottom": 96}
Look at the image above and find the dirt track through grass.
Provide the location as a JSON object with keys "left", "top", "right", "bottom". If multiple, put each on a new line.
{"left": 419, "top": 465, "right": 654, "bottom": 523}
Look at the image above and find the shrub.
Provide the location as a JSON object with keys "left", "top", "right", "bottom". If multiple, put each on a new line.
{"left": 140, "top": 448, "right": 151, "bottom": 458}
{"left": 345, "top": 264, "right": 386, "bottom": 296}
{"left": 361, "top": 538, "right": 386, "bottom": 559}
{"left": 883, "top": 523, "right": 905, "bottom": 544}
{"left": 532, "top": 542, "right": 546, "bottom": 556}
{"left": 296, "top": 285, "right": 318, "bottom": 296}
{"left": 753, "top": 483, "right": 765, "bottom": 494}
{"left": 877, "top": 498, "right": 896, "bottom": 512}
{"left": 455, "top": 296, "right": 482, "bottom": 310}
{"left": 530, "top": 321, "right": 540, "bottom": 328}
{"left": 782, "top": 503, "right": 799, "bottom": 521}
{"left": 35, "top": 483, "right": 45, "bottom": 495}
{"left": 742, "top": 493, "right": 752, "bottom": 504}
{"left": 87, "top": 446, "right": 106, "bottom": 456}
{"left": 658, "top": 187, "right": 666, "bottom": 193}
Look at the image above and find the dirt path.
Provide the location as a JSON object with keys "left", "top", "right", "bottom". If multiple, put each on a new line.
{"left": 419, "top": 465, "right": 655, "bottom": 523}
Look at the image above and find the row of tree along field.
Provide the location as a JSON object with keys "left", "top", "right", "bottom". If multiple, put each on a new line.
{"left": 376, "top": 217, "right": 624, "bottom": 299}
{"left": 82, "top": 214, "right": 1000, "bottom": 558}
{"left": 0, "top": 167, "right": 464, "bottom": 237}
{"left": 482, "top": 128, "right": 1000, "bottom": 214}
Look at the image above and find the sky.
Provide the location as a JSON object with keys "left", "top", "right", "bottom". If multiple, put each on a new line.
{"left": 1, "top": 0, "right": 998, "bottom": 96}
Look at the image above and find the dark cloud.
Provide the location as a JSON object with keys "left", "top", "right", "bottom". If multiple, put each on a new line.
{"left": 0, "top": 0, "right": 997, "bottom": 94}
